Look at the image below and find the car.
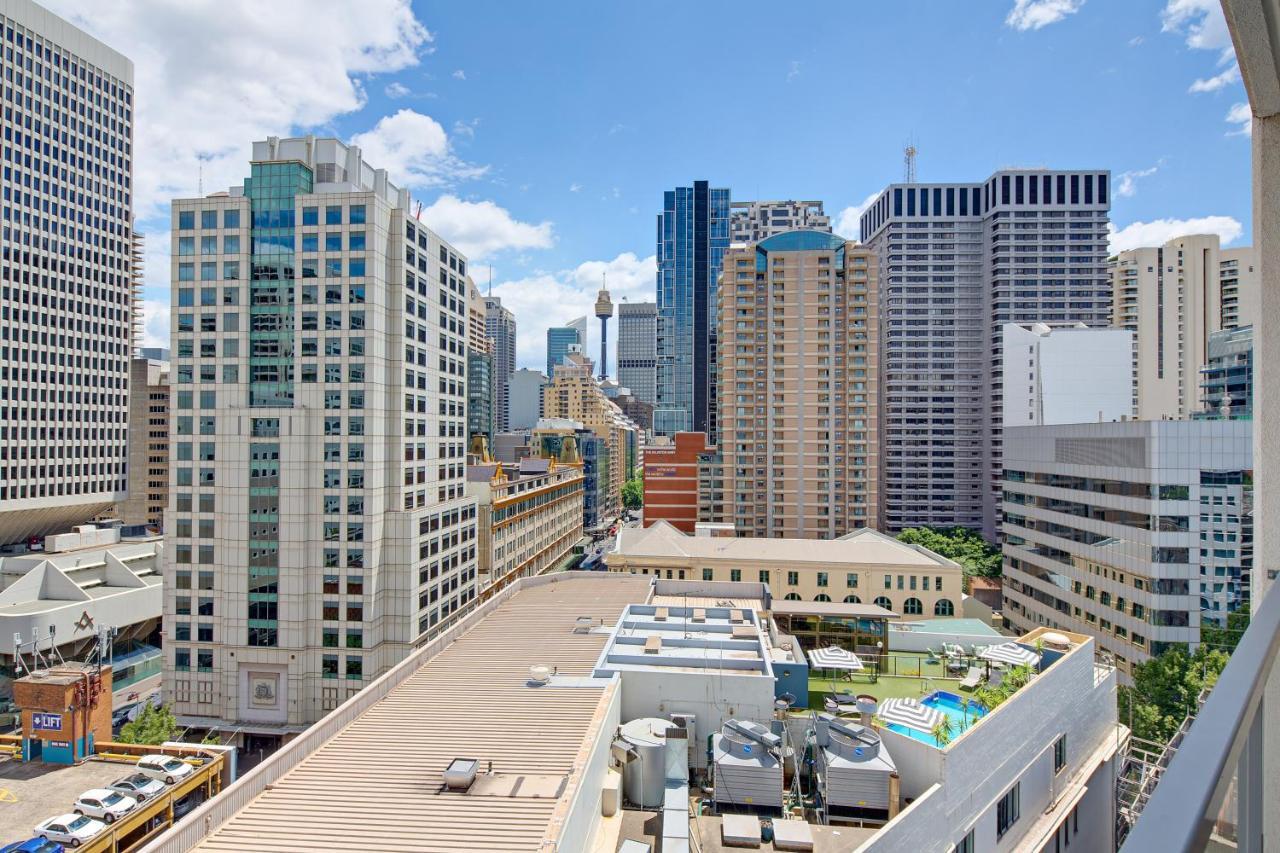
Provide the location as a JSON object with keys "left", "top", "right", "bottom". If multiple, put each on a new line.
{"left": 108, "top": 773, "right": 165, "bottom": 803}
{"left": 135, "top": 754, "right": 195, "bottom": 784}
{"left": 111, "top": 703, "right": 138, "bottom": 729}
{"left": 33, "top": 814, "right": 103, "bottom": 848}
{"left": 1, "top": 839, "right": 65, "bottom": 853}
{"left": 72, "top": 788, "right": 136, "bottom": 824}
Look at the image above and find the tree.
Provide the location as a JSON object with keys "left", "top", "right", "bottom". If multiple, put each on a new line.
{"left": 931, "top": 717, "right": 954, "bottom": 747}
{"left": 1200, "top": 604, "right": 1250, "bottom": 655}
{"left": 117, "top": 702, "right": 179, "bottom": 745}
{"left": 622, "top": 477, "right": 643, "bottom": 510}
{"left": 1118, "top": 644, "right": 1230, "bottom": 744}
{"left": 896, "top": 526, "right": 1002, "bottom": 578}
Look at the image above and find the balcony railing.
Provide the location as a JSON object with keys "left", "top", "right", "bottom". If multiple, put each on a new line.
{"left": 1120, "top": 581, "right": 1280, "bottom": 851}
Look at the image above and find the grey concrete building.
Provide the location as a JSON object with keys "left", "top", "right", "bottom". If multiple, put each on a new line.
{"left": 729, "top": 199, "right": 830, "bottom": 243}
{"left": 616, "top": 302, "right": 657, "bottom": 406}
{"left": 483, "top": 296, "right": 515, "bottom": 432}
{"left": 508, "top": 367, "right": 546, "bottom": 430}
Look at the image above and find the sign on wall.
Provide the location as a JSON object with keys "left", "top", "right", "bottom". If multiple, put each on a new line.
{"left": 31, "top": 712, "right": 62, "bottom": 731}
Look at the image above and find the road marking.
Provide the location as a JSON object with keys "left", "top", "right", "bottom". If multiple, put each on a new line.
{"left": 0, "top": 788, "right": 16, "bottom": 802}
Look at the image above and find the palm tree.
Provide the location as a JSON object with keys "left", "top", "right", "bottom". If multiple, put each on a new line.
{"left": 931, "top": 717, "right": 955, "bottom": 747}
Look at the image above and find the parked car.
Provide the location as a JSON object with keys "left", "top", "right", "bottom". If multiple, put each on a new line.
{"left": 135, "top": 754, "right": 194, "bottom": 785}
{"left": 33, "top": 814, "right": 102, "bottom": 848}
{"left": 111, "top": 704, "right": 138, "bottom": 729}
{"left": 72, "top": 789, "right": 136, "bottom": 824}
{"left": 108, "top": 773, "right": 165, "bottom": 803}
{"left": 171, "top": 791, "right": 204, "bottom": 820}
{"left": 1, "top": 839, "right": 65, "bottom": 853}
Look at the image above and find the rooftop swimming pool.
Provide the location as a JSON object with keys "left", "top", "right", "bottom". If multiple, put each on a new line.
{"left": 885, "top": 690, "right": 986, "bottom": 746}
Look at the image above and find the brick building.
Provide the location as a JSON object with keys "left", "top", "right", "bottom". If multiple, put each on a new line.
{"left": 643, "top": 432, "right": 715, "bottom": 533}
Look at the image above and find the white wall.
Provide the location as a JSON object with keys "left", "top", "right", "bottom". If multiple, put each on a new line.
{"left": 1001, "top": 324, "right": 1133, "bottom": 428}
{"left": 555, "top": 678, "right": 622, "bottom": 852}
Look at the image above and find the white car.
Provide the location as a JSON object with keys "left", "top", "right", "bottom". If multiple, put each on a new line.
{"left": 74, "top": 787, "right": 137, "bottom": 823}
{"left": 136, "top": 754, "right": 195, "bottom": 784}
{"left": 35, "top": 813, "right": 105, "bottom": 847}
{"left": 109, "top": 771, "right": 167, "bottom": 802}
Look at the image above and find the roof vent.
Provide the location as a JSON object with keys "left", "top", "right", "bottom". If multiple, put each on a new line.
{"left": 529, "top": 665, "right": 553, "bottom": 685}
{"left": 443, "top": 758, "right": 479, "bottom": 791}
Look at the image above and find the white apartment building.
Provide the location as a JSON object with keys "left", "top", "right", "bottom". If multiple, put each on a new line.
{"left": 164, "top": 137, "right": 477, "bottom": 744}
{"left": 861, "top": 171, "right": 1112, "bottom": 537}
{"left": 1111, "top": 235, "right": 1259, "bottom": 420}
{"left": 0, "top": 0, "right": 135, "bottom": 546}
{"left": 616, "top": 301, "right": 657, "bottom": 406}
{"left": 1001, "top": 420, "right": 1253, "bottom": 680}
{"left": 483, "top": 296, "right": 515, "bottom": 431}
{"left": 729, "top": 199, "right": 830, "bottom": 242}
{"left": 508, "top": 367, "right": 546, "bottom": 430}
{"left": 1000, "top": 322, "right": 1133, "bottom": 428}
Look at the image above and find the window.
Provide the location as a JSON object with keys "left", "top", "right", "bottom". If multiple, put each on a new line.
{"left": 934, "top": 599, "right": 955, "bottom": 616}
{"left": 952, "top": 828, "right": 974, "bottom": 853}
{"left": 224, "top": 209, "right": 240, "bottom": 229}
{"left": 326, "top": 205, "right": 343, "bottom": 225}
{"left": 874, "top": 596, "right": 892, "bottom": 609}
{"left": 349, "top": 204, "right": 366, "bottom": 224}
{"left": 302, "top": 206, "right": 319, "bottom": 226}
{"left": 847, "top": 573, "right": 858, "bottom": 588}
{"left": 702, "top": 568, "right": 713, "bottom": 581}
{"left": 844, "top": 595, "right": 861, "bottom": 604}
{"left": 1054, "top": 735, "right": 1067, "bottom": 773}
{"left": 787, "top": 571, "right": 799, "bottom": 586}
{"left": 817, "top": 572, "right": 829, "bottom": 587}
{"left": 178, "top": 210, "right": 195, "bottom": 230}
{"left": 996, "top": 782, "right": 1021, "bottom": 839}
{"left": 174, "top": 650, "right": 191, "bottom": 671}
{"left": 759, "top": 570, "right": 769, "bottom": 583}
{"left": 904, "top": 597, "right": 923, "bottom": 615}
{"left": 730, "top": 569, "right": 741, "bottom": 582}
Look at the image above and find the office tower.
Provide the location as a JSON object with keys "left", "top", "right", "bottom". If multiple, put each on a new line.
{"left": 616, "top": 302, "right": 657, "bottom": 406}
{"left": 466, "top": 280, "right": 493, "bottom": 442}
{"left": 729, "top": 200, "right": 830, "bottom": 243}
{"left": 1000, "top": 323, "right": 1133, "bottom": 428}
{"left": 508, "top": 368, "right": 546, "bottom": 430}
{"left": 594, "top": 287, "right": 613, "bottom": 380}
{"left": 1198, "top": 326, "right": 1253, "bottom": 419}
{"left": 114, "top": 355, "right": 170, "bottom": 527}
{"left": 545, "top": 316, "right": 585, "bottom": 378}
{"left": 654, "top": 181, "right": 730, "bottom": 438}
{"left": 1111, "top": 235, "right": 1260, "bottom": 420}
{"left": 165, "top": 137, "right": 477, "bottom": 739}
{"left": 718, "top": 232, "right": 880, "bottom": 538}
{"left": 483, "top": 296, "right": 515, "bottom": 432}
{"left": 861, "top": 170, "right": 1112, "bottom": 537}
{"left": 0, "top": 0, "right": 134, "bottom": 546}
{"left": 1002, "top": 420, "right": 1253, "bottom": 678}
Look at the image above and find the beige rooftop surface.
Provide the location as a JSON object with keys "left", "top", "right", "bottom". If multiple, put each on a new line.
{"left": 192, "top": 574, "right": 649, "bottom": 853}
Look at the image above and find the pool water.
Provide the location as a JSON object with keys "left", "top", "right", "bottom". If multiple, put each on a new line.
{"left": 885, "top": 690, "right": 986, "bottom": 746}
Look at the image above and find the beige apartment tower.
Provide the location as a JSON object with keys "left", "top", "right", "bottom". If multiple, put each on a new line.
{"left": 718, "top": 231, "right": 880, "bottom": 538}
{"left": 1111, "top": 234, "right": 1258, "bottom": 420}
{"left": 114, "top": 355, "right": 170, "bottom": 527}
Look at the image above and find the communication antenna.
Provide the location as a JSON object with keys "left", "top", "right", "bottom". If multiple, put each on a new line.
{"left": 904, "top": 143, "right": 918, "bottom": 184}
{"left": 198, "top": 161, "right": 203, "bottom": 197}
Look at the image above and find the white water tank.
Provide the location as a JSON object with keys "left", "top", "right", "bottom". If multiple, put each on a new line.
{"left": 618, "top": 717, "right": 674, "bottom": 808}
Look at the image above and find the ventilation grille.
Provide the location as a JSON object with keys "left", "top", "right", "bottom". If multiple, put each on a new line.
{"left": 1054, "top": 437, "right": 1146, "bottom": 468}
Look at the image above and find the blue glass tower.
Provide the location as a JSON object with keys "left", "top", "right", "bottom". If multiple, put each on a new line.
{"left": 654, "top": 181, "right": 730, "bottom": 437}
{"left": 546, "top": 317, "right": 586, "bottom": 378}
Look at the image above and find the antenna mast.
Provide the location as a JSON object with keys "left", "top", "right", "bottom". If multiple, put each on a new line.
{"left": 904, "top": 143, "right": 918, "bottom": 184}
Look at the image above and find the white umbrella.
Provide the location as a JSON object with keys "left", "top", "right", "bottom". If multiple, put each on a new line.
{"left": 877, "top": 697, "right": 944, "bottom": 731}
{"left": 809, "top": 645, "right": 864, "bottom": 696}
{"left": 978, "top": 641, "right": 1040, "bottom": 667}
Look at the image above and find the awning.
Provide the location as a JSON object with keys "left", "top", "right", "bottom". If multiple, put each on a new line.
{"left": 808, "top": 645, "right": 864, "bottom": 671}
{"left": 979, "top": 642, "right": 1040, "bottom": 667}
{"left": 877, "top": 697, "right": 944, "bottom": 731}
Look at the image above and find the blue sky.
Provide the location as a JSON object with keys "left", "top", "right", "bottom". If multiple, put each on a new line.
{"left": 58, "top": 0, "right": 1253, "bottom": 371}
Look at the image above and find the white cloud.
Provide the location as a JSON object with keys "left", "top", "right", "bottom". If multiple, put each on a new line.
{"left": 1161, "top": 0, "right": 1233, "bottom": 56}
{"left": 417, "top": 195, "right": 554, "bottom": 261}
{"left": 490, "top": 253, "right": 656, "bottom": 371}
{"left": 1108, "top": 216, "right": 1243, "bottom": 254}
{"left": 1005, "top": 0, "right": 1085, "bottom": 31}
{"left": 1189, "top": 63, "right": 1240, "bottom": 92}
{"left": 350, "top": 109, "right": 486, "bottom": 187}
{"left": 569, "top": 183, "right": 583, "bottom": 193}
{"left": 1129, "top": 35, "right": 1145, "bottom": 46}
{"left": 1116, "top": 164, "right": 1160, "bottom": 198}
{"left": 452, "top": 118, "right": 480, "bottom": 140}
{"left": 45, "top": 0, "right": 433, "bottom": 223}
{"left": 139, "top": 298, "right": 170, "bottom": 351}
{"left": 833, "top": 192, "right": 881, "bottom": 241}
{"left": 452, "top": 69, "right": 466, "bottom": 80}
{"left": 1226, "top": 102, "right": 1253, "bottom": 136}
{"left": 385, "top": 81, "right": 411, "bottom": 98}
{"left": 786, "top": 60, "right": 801, "bottom": 82}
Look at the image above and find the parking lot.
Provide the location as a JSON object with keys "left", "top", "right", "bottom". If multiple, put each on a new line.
{"left": 0, "top": 756, "right": 133, "bottom": 840}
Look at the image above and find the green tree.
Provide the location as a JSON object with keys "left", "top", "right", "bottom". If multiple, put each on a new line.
{"left": 1200, "top": 604, "right": 1250, "bottom": 654}
{"left": 896, "top": 526, "right": 1002, "bottom": 578}
{"left": 1118, "top": 644, "right": 1230, "bottom": 744}
{"left": 117, "top": 702, "right": 179, "bottom": 745}
{"left": 622, "top": 477, "right": 643, "bottom": 510}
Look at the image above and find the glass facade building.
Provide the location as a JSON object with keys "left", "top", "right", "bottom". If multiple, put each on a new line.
{"left": 655, "top": 181, "right": 730, "bottom": 437}
{"left": 546, "top": 317, "right": 585, "bottom": 378}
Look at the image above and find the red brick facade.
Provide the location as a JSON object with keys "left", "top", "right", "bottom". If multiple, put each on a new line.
{"left": 643, "top": 432, "right": 713, "bottom": 533}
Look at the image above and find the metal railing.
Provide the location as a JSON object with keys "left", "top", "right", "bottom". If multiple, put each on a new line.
{"left": 1120, "top": 585, "right": 1280, "bottom": 852}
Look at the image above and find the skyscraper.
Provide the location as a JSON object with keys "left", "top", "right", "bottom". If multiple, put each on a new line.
{"left": 546, "top": 316, "right": 586, "bottom": 378}
{"left": 729, "top": 200, "right": 830, "bottom": 243}
{"left": 508, "top": 368, "right": 546, "bottom": 430}
{"left": 616, "top": 302, "right": 657, "bottom": 406}
{"left": 0, "top": 0, "right": 134, "bottom": 546}
{"left": 483, "top": 296, "right": 515, "bottom": 432}
{"left": 718, "top": 231, "right": 881, "bottom": 538}
{"left": 165, "top": 137, "right": 477, "bottom": 739}
{"left": 860, "top": 170, "right": 1112, "bottom": 537}
{"left": 467, "top": 280, "right": 493, "bottom": 443}
{"left": 654, "top": 181, "right": 730, "bottom": 438}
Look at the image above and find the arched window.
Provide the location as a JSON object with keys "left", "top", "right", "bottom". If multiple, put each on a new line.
{"left": 843, "top": 595, "right": 861, "bottom": 604}
{"left": 904, "top": 597, "right": 923, "bottom": 616}
{"left": 934, "top": 598, "right": 955, "bottom": 617}
{"left": 815, "top": 594, "right": 832, "bottom": 602}
{"left": 874, "top": 596, "right": 893, "bottom": 610}
{"left": 784, "top": 592, "right": 802, "bottom": 601}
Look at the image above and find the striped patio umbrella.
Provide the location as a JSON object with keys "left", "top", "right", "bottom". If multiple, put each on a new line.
{"left": 877, "top": 697, "right": 944, "bottom": 731}
{"left": 978, "top": 642, "right": 1040, "bottom": 667}
{"left": 808, "top": 646, "right": 864, "bottom": 672}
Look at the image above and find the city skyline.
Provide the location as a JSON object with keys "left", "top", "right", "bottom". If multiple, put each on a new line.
{"left": 43, "top": 0, "right": 1255, "bottom": 372}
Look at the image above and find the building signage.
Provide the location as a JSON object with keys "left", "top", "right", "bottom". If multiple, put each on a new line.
{"left": 647, "top": 465, "right": 682, "bottom": 478}
{"left": 32, "top": 712, "right": 62, "bottom": 731}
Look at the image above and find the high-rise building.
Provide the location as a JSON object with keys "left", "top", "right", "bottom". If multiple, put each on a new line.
{"left": 483, "top": 296, "right": 515, "bottom": 432}
{"left": 1198, "top": 325, "right": 1253, "bottom": 419}
{"left": 718, "top": 231, "right": 881, "bottom": 538}
{"left": 729, "top": 199, "right": 830, "bottom": 243}
{"left": 1111, "top": 235, "right": 1259, "bottom": 420}
{"left": 1000, "top": 323, "right": 1133, "bottom": 428}
{"left": 165, "top": 137, "right": 477, "bottom": 741}
{"left": 616, "top": 302, "right": 657, "bottom": 406}
{"left": 114, "top": 355, "right": 170, "bottom": 528}
{"left": 861, "top": 170, "right": 1112, "bottom": 537}
{"left": 655, "top": 181, "right": 730, "bottom": 438}
{"left": 466, "top": 280, "right": 493, "bottom": 442}
{"left": 0, "top": 0, "right": 135, "bottom": 546}
{"left": 545, "top": 316, "right": 585, "bottom": 378}
{"left": 508, "top": 368, "right": 546, "bottom": 430}
{"left": 642, "top": 432, "right": 715, "bottom": 533}
{"left": 1002, "top": 420, "right": 1253, "bottom": 679}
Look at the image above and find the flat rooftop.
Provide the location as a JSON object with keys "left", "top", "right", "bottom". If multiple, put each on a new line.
{"left": 189, "top": 574, "right": 649, "bottom": 853}
{"left": 0, "top": 755, "right": 137, "bottom": 837}
{"left": 594, "top": 604, "right": 774, "bottom": 676}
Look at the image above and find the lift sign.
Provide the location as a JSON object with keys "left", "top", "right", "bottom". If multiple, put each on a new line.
{"left": 32, "top": 712, "right": 62, "bottom": 731}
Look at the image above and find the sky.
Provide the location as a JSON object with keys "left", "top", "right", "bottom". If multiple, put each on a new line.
{"left": 52, "top": 0, "right": 1254, "bottom": 372}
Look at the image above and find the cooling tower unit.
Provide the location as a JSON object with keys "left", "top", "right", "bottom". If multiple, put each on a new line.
{"left": 712, "top": 719, "right": 783, "bottom": 810}
{"left": 819, "top": 715, "right": 897, "bottom": 811}
{"left": 616, "top": 717, "right": 675, "bottom": 809}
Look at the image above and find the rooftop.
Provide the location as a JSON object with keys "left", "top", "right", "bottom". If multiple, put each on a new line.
{"left": 594, "top": 604, "right": 774, "bottom": 677}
